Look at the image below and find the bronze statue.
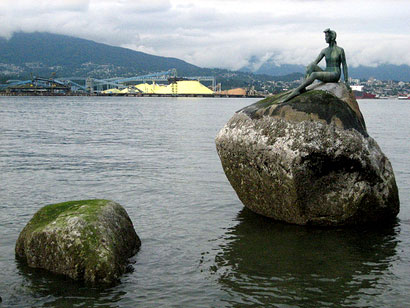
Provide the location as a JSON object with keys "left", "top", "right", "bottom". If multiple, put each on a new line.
{"left": 282, "top": 29, "right": 349, "bottom": 102}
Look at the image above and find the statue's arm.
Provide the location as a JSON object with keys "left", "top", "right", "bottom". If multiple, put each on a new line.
{"left": 341, "top": 48, "right": 349, "bottom": 84}
{"left": 313, "top": 50, "right": 325, "bottom": 65}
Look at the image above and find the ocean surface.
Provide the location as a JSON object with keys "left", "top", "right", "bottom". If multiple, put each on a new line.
{"left": 0, "top": 96, "right": 409, "bottom": 307}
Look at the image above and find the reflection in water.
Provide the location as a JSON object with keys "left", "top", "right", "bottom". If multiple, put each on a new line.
{"left": 213, "top": 208, "right": 399, "bottom": 307}
{"left": 14, "top": 258, "right": 126, "bottom": 308}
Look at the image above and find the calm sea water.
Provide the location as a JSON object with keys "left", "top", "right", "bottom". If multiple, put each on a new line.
{"left": 0, "top": 96, "right": 409, "bottom": 307}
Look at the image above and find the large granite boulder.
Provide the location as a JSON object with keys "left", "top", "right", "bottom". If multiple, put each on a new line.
{"left": 16, "top": 200, "right": 141, "bottom": 284}
{"left": 216, "top": 82, "right": 399, "bottom": 226}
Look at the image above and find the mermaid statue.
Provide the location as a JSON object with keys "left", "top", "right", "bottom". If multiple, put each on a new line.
{"left": 282, "top": 28, "right": 349, "bottom": 102}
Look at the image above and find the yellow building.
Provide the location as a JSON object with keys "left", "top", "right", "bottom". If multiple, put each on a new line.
{"left": 119, "top": 87, "right": 140, "bottom": 94}
{"left": 135, "top": 83, "right": 157, "bottom": 94}
{"left": 102, "top": 88, "right": 121, "bottom": 94}
{"left": 102, "top": 80, "right": 213, "bottom": 96}
{"left": 135, "top": 80, "right": 213, "bottom": 95}
{"left": 170, "top": 80, "right": 213, "bottom": 95}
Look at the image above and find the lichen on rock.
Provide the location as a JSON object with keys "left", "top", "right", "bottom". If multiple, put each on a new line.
{"left": 15, "top": 199, "right": 141, "bottom": 284}
{"left": 216, "top": 82, "right": 399, "bottom": 226}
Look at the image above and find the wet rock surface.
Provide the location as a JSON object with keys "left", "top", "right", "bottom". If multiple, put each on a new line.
{"left": 216, "top": 82, "right": 399, "bottom": 226}
{"left": 15, "top": 199, "right": 141, "bottom": 284}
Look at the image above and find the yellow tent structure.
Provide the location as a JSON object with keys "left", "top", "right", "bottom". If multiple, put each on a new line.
{"left": 102, "top": 88, "right": 121, "bottom": 94}
{"left": 120, "top": 87, "right": 140, "bottom": 94}
{"left": 135, "top": 83, "right": 156, "bottom": 93}
{"left": 152, "top": 83, "right": 173, "bottom": 95}
{"left": 171, "top": 80, "right": 213, "bottom": 95}
{"left": 102, "top": 80, "right": 213, "bottom": 95}
{"left": 135, "top": 80, "right": 213, "bottom": 95}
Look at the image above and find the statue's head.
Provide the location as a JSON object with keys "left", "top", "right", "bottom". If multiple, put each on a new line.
{"left": 324, "top": 28, "right": 337, "bottom": 44}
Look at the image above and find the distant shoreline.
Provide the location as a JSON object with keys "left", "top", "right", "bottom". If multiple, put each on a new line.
{"left": 0, "top": 92, "right": 265, "bottom": 98}
{"left": 1, "top": 92, "right": 407, "bottom": 100}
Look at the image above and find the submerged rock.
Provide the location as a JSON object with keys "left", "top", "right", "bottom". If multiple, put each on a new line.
{"left": 215, "top": 82, "right": 399, "bottom": 226}
{"left": 15, "top": 199, "right": 141, "bottom": 284}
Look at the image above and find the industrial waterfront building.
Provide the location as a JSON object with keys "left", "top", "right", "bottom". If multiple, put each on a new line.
{"left": 103, "top": 80, "right": 214, "bottom": 96}
{"left": 0, "top": 69, "right": 260, "bottom": 97}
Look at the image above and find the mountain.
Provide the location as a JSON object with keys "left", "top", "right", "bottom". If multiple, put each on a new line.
{"left": 7, "top": 31, "right": 407, "bottom": 92}
{"left": 0, "top": 32, "right": 207, "bottom": 78}
{"left": 240, "top": 56, "right": 410, "bottom": 82}
{"left": 349, "top": 64, "right": 410, "bottom": 82}
{"left": 1, "top": 32, "right": 408, "bottom": 83}
{"left": 241, "top": 58, "right": 305, "bottom": 76}
{"left": 1, "top": 32, "right": 297, "bottom": 91}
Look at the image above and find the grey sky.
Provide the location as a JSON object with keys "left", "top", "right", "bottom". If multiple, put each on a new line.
{"left": 1, "top": 0, "right": 409, "bottom": 70}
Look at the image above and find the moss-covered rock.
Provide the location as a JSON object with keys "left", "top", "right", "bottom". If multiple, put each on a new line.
{"left": 15, "top": 200, "right": 141, "bottom": 284}
{"left": 215, "top": 83, "right": 399, "bottom": 226}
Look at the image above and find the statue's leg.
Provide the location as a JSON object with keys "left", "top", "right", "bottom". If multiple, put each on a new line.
{"left": 281, "top": 73, "right": 317, "bottom": 102}
{"left": 315, "top": 71, "right": 340, "bottom": 83}
{"left": 281, "top": 70, "right": 340, "bottom": 103}
{"left": 305, "top": 63, "right": 323, "bottom": 78}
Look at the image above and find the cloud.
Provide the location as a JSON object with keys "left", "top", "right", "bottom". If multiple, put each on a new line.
{"left": 0, "top": 0, "right": 409, "bottom": 70}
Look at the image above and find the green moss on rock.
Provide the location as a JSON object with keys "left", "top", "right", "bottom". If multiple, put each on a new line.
{"left": 22, "top": 200, "right": 108, "bottom": 230}
{"left": 240, "top": 88, "right": 367, "bottom": 137}
{"left": 16, "top": 199, "right": 141, "bottom": 285}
